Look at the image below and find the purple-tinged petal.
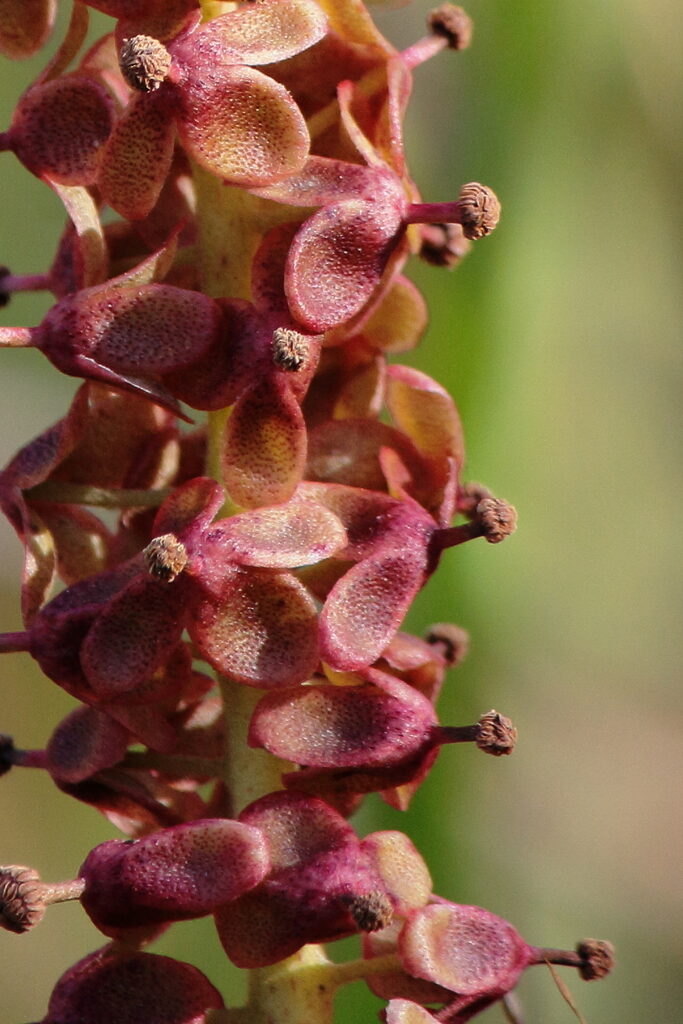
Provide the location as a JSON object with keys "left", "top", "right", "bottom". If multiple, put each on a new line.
{"left": 306, "top": 419, "right": 426, "bottom": 493}
{"left": 221, "top": 382, "right": 307, "bottom": 510}
{"left": 251, "top": 155, "right": 381, "bottom": 207}
{"left": 80, "top": 818, "right": 270, "bottom": 933}
{"left": 362, "top": 831, "right": 432, "bottom": 914}
{"left": 285, "top": 190, "right": 405, "bottom": 331}
{"left": 163, "top": 298, "right": 269, "bottom": 412}
{"left": 320, "top": 547, "right": 428, "bottom": 670}
{"left": 153, "top": 477, "right": 224, "bottom": 542}
{"left": 364, "top": 919, "right": 450, "bottom": 1007}
{"left": 360, "top": 274, "right": 428, "bottom": 353}
{"left": 249, "top": 677, "right": 435, "bottom": 768}
{"left": 399, "top": 903, "right": 532, "bottom": 997}
{"left": 38, "top": 283, "right": 222, "bottom": 377}
{"left": 79, "top": 577, "right": 185, "bottom": 699}
{"left": 185, "top": 0, "right": 327, "bottom": 68}
{"left": 9, "top": 74, "right": 115, "bottom": 185}
{"left": 0, "top": 0, "right": 56, "bottom": 59}
{"left": 297, "top": 481, "right": 429, "bottom": 559}
{"left": 44, "top": 946, "right": 224, "bottom": 1024}
{"left": 385, "top": 999, "right": 438, "bottom": 1024}
{"left": 202, "top": 500, "right": 347, "bottom": 570}
{"left": 46, "top": 706, "right": 130, "bottom": 784}
{"left": 216, "top": 792, "right": 386, "bottom": 967}
{"left": 177, "top": 65, "right": 310, "bottom": 186}
{"left": 38, "top": 505, "right": 111, "bottom": 584}
{"left": 386, "top": 364, "right": 465, "bottom": 466}
{"left": 189, "top": 567, "right": 319, "bottom": 688}
{"left": 99, "top": 93, "right": 176, "bottom": 220}
{"left": 50, "top": 183, "right": 108, "bottom": 289}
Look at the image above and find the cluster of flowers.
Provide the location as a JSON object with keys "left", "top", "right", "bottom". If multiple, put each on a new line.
{"left": 0, "top": 2, "right": 613, "bottom": 1022}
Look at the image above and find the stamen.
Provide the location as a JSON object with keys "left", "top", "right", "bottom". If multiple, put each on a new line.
{"left": 272, "top": 327, "right": 310, "bottom": 372}
{"left": 143, "top": 534, "right": 188, "bottom": 582}
{"left": 119, "top": 35, "right": 173, "bottom": 93}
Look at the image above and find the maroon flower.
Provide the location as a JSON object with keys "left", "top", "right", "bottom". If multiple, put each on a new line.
{"left": 383, "top": 902, "right": 615, "bottom": 1022}
{"left": 41, "top": 946, "right": 224, "bottom": 1024}
{"left": 0, "top": 239, "right": 225, "bottom": 414}
{"left": 214, "top": 791, "right": 394, "bottom": 967}
{"left": 253, "top": 76, "right": 500, "bottom": 331}
{"left": 0, "top": 0, "right": 57, "bottom": 60}
{"left": 99, "top": 0, "right": 327, "bottom": 218}
{"left": 5, "top": 477, "right": 348, "bottom": 704}
{"left": 79, "top": 817, "right": 270, "bottom": 938}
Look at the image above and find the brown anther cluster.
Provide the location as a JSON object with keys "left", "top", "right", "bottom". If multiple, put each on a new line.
{"left": 419, "top": 223, "right": 471, "bottom": 268}
{"left": 143, "top": 533, "right": 188, "bottom": 582}
{"left": 343, "top": 891, "right": 394, "bottom": 932}
{"left": 0, "top": 733, "right": 15, "bottom": 777}
{"left": 0, "top": 865, "right": 45, "bottom": 933}
{"left": 0, "top": 267, "right": 11, "bottom": 308}
{"left": 576, "top": 939, "right": 616, "bottom": 980}
{"left": 424, "top": 623, "right": 470, "bottom": 667}
{"left": 458, "top": 182, "right": 502, "bottom": 239}
{"left": 272, "top": 327, "right": 310, "bottom": 372}
{"left": 476, "top": 497, "right": 518, "bottom": 543}
{"left": 458, "top": 481, "right": 494, "bottom": 518}
{"left": 119, "top": 35, "right": 172, "bottom": 93}
{"left": 475, "top": 710, "right": 518, "bottom": 756}
{"left": 428, "top": 4, "right": 474, "bottom": 51}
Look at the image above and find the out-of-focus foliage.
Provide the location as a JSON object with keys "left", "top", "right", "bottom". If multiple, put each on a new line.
{"left": 1, "top": 1, "right": 681, "bottom": 1021}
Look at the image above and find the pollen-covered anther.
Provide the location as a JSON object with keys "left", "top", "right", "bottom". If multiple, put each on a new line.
{"left": 457, "top": 182, "right": 502, "bottom": 239}
{"left": 0, "top": 267, "right": 11, "bottom": 309}
{"left": 119, "top": 35, "right": 172, "bottom": 93}
{"left": 0, "top": 866, "right": 46, "bottom": 933}
{"left": 424, "top": 623, "right": 470, "bottom": 667}
{"left": 0, "top": 734, "right": 16, "bottom": 777}
{"left": 272, "top": 327, "right": 310, "bottom": 372}
{"left": 475, "top": 710, "right": 518, "bottom": 756}
{"left": 476, "top": 496, "right": 517, "bottom": 543}
{"left": 419, "top": 223, "right": 471, "bottom": 268}
{"left": 576, "top": 939, "right": 616, "bottom": 980}
{"left": 458, "top": 481, "right": 493, "bottom": 519}
{"left": 428, "top": 4, "right": 474, "bottom": 50}
{"left": 143, "top": 533, "right": 188, "bottom": 582}
{"left": 343, "top": 891, "right": 394, "bottom": 933}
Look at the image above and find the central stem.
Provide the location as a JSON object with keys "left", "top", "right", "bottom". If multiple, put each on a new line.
{"left": 193, "top": 147, "right": 335, "bottom": 1020}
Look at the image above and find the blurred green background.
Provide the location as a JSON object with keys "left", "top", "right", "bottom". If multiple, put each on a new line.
{"left": 1, "top": 1, "right": 681, "bottom": 1021}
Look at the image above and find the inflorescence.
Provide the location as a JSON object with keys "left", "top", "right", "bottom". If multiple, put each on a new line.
{"left": 0, "top": 3, "right": 613, "bottom": 1022}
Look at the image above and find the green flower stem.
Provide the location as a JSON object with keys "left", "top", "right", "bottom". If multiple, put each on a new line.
{"left": 217, "top": 677, "right": 292, "bottom": 814}
{"left": 193, "top": 140, "right": 331, "bottom": 1022}
{"left": 24, "top": 482, "right": 171, "bottom": 508}
{"left": 248, "top": 946, "right": 336, "bottom": 1024}
{"left": 322, "top": 952, "right": 403, "bottom": 987}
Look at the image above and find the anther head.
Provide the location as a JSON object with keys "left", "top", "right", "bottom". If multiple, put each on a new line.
{"left": 272, "top": 328, "right": 310, "bottom": 372}
{"left": 428, "top": 5, "right": 473, "bottom": 50}
{"left": 458, "top": 183, "right": 501, "bottom": 239}
{"left": 0, "top": 866, "right": 45, "bottom": 933}
{"left": 143, "top": 534, "right": 188, "bottom": 582}
{"left": 475, "top": 710, "right": 517, "bottom": 756}
{"left": 577, "top": 939, "right": 616, "bottom": 980}
{"left": 343, "top": 891, "right": 394, "bottom": 932}
{"left": 119, "top": 35, "right": 172, "bottom": 93}
{"left": 476, "top": 497, "right": 517, "bottom": 543}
